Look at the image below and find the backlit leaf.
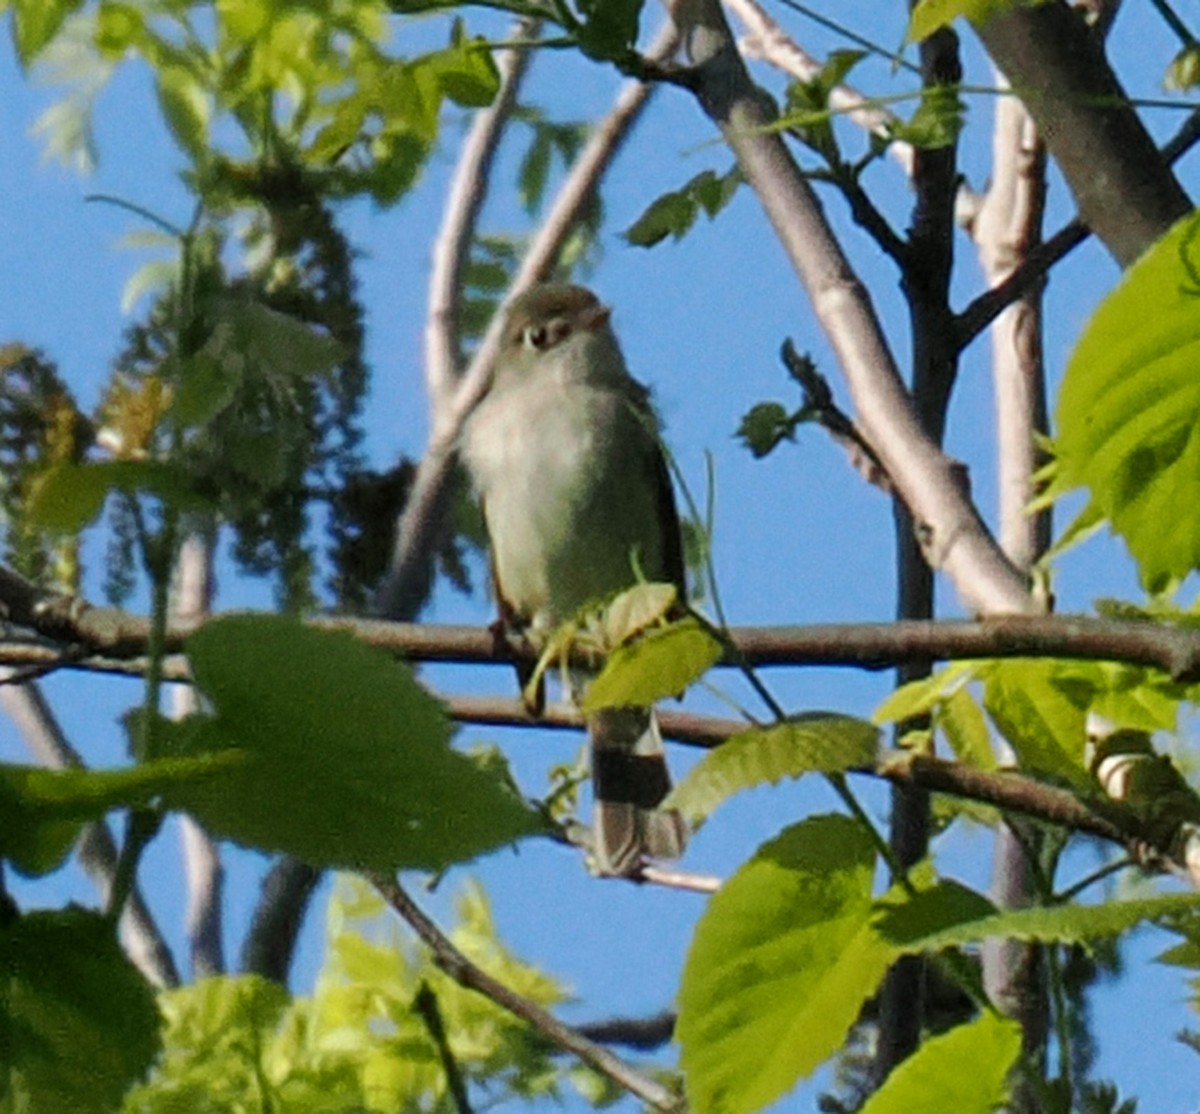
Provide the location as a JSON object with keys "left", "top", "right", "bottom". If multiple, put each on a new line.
{"left": 1054, "top": 212, "right": 1200, "bottom": 591}
{"left": 678, "top": 816, "right": 887, "bottom": 1113}
{"left": 174, "top": 615, "right": 546, "bottom": 870}
{"left": 666, "top": 714, "right": 880, "bottom": 825}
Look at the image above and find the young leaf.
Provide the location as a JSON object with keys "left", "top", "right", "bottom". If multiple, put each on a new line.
{"left": 677, "top": 816, "right": 889, "bottom": 1114}
{"left": 155, "top": 64, "right": 212, "bottom": 163}
{"left": 582, "top": 617, "right": 721, "bottom": 710}
{"left": 872, "top": 663, "right": 972, "bottom": 725}
{"left": 27, "top": 459, "right": 206, "bottom": 530}
{"left": 0, "top": 753, "right": 245, "bottom": 876}
{"left": 624, "top": 167, "right": 742, "bottom": 247}
{"left": 889, "top": 84, "right": 965, "bottom": 150}
{"left": 857, "top": 1012, "right": 1021, "bottom": 1114}
{"left": 205, "top": 300, "right": 344, "bottom": 382}
{"left": 883, "top": 890, "right": 1200, "bottom": 954}
{"left": 1054, "top": 212, "right": 1200, "bottom": 591}
{"left": 736, "top": 401, "right": 796, "bottom": 458}
{"left": 938, "top": 687, "right": 996, "bottom": 770}
{"left": 10, "top": 0, "right": 85, "bottom": 65}
{"left": 665, "top": 714, "right": 881, "bottom": 825}
{"left": 2, "top": 908, "right": 160, "bottom": 1113}
{"left": 982, "top": 660, "right": 1088, "bottom": 781}
{"left": 906, "top": 0, "right": 1014, "bottom": 43}
{"left": 597, "top": 581, "right": 678, "bottom": 646}
{"left": 173, "top": 615, "right": 546, "bottom": 870}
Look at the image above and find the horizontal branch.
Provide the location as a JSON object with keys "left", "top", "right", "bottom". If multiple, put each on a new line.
{"left": 7, "top": 572, "right": 1200, "bottom": 683}
{"left": 441, "top": 697, "right": 1170, "bottom": 868}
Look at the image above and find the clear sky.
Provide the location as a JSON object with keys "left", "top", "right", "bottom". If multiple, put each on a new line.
{"left": 2, "top": 1, "right": 1198, "bottom": 1109}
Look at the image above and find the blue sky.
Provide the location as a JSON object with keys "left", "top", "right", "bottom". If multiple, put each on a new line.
{"left": 2, "top": 1, "right": 1199, "bottom": 1109}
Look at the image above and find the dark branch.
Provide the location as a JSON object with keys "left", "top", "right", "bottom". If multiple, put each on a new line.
{"left": 369, "top": 875, "right": 684, "bottom": 1112}
{"left": 9, "top": 576, "right": 1200, "bottom": 685}
{"left": 415, "top": 983, "right": 475, "bottom": 1114}
{"left": 240, "top": 857, "right": 322, "bottom": 984}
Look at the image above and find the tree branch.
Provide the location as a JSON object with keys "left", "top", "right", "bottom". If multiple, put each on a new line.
{"left": 425, "top": 19, "right": 540, "bottom": 414}
{"left": 723, "top": 0, "right": 914, "bottom": 177}
{"left": 10, "top": 568, "right": 1200, "bottom": 682}
{"left": 972, "top": 0, "right": 1190, "bottom": 268}
{"left": 668, "top": 0, "right": 1035, "bottom": 616}
{"left": 968, "top": 71, "right": 1051, "bottom": 1094}
{"left": 171, "top": 531, "right": 224, "bottom": 979}
{"left": 239, "top": 856, "right": 321, "bottom": 983}
{"left": 0, "top": 675, "right": 178, "bottom": 987}
{"left": 370, "top": 874, "right": 684, "bottom": 1112}
{"left": 439, "top": 697, "right": 1190, "bottom": 876}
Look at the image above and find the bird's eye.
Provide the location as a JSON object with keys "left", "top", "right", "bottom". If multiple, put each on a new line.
{"left": 525, "top": 324, "right": 550, "bottom": 350}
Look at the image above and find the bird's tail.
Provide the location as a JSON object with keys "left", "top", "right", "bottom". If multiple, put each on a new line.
{"left": 588, "top": 706, "right": 688, "bottom": 877}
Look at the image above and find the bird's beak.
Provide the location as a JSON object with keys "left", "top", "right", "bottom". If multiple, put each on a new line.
{"left": 580, "top": 302, "right": 612, "bottom": 332}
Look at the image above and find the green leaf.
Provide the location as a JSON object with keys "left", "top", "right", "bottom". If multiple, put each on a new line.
{"left": 10, "top": 0, "right": 84, "bottom": 64}
{"left": 0, "top": 753, "right": 245, "bottom": 876}
{"left": 872, "top": 663, "right": 972, "bottom": 725}
{"left": 597, "top": 581, "right": 678, "bottom": 645}
{"left": 170, "top": 351, "right": 242, "bottom": 429}
{"left": 624, "top": 167, "right": 741, "bottom": 247}
{"left": 889, "top": 84, "right": 964, "bottom": 150}
{"left": 905, "top": 0, "right": 1015, "bottom": 42}
{"left": 582, "top": 617, "right": 721, "bottom": 711}
{"left": 736, "top": 401, "right": 795, "bottom": 458}
{"left": 678, "top": 816, "right": 888, "bottom": 1113}
{"left": 938, "top": 687, "right": 996, "bottom": 770}
{"left": 307, "top": 94, "right": 369, "bottom": 162}
{"left": 155, "top": 64, "right": 211, "bottom": 162}
{"left": 1166, "top": 44, "right": 1200, "bottom": 92}
{"left": 117, "top": 974, "right": 295, "bottom": 1112}
{"left": 624, "top": 188, "right": 696, "bottom": 248}
{"left": 882, "top": 890, "right": 1200, "bottom": 953}
{"left": 172, "top": 615, "right": 546, "bottom": 870}
{"left": 665, "top": 714, "right": 880, "bottom": 825}
{"left": 858, "top": 1013, "right": 1021, "bottom": 1114}
{"left": 93, "top": 1, "right": 147, "bottom": 56}
{"left": 871, "top": 879, "right": 998, "bottom": 947}
{"left": 982, "top": 660, "right": 1088, "bottom": 780}
{"left": 1087, "top": 661, "right": 1182, "bottom": 732}
{"left": 363, "top": 132, "right": 429, "bottom": 204}
{"left": 27, "top": 459, "right": 206, "bottom": 530}
{"left": 427, "top": 22, "right": 500, "bottom": 108}
{"left": 518, "top": 129, "right": 553, "bottom": 213}
{"left": 818, "top": 49, "right": 867, "bottom": 91}
{"left": 575, "top": 0, "right": 644, "bottom": 61}
{"left": 1, "top": 908, "right": 160, "bottom": 1112}
{"left": 1055, "top": 212, "right": 1200, "bottom": 592}
{"left": 204, "top": 300, "right": 344, "bottom": 382}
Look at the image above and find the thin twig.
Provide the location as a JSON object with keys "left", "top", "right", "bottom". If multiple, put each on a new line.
{"left": 724, "top": 0, "right": 914, "bottom": 176}
{"left": 426, "top": 19, "right": 540, "bottom": 416}
{"left": 415, "top": 982, "right": 475, "bottom": 1114}
{"left": 370, "top": 875, "right": 685, "bottom": 1112}
{"left": 667, "top": 0, "right": 1034, "bottom": 616}
{"left": 637, "top": 865, "right": 722, "bottom": 892}
{"left": 14, "top": 582, "right": 1200, "bottom": 683}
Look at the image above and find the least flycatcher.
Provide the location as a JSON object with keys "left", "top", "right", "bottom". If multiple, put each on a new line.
{"left": 460, "top": 284, "right": 687, "bottom": 876}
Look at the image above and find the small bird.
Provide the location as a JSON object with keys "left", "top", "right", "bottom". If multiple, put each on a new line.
{"left": 460, "top": 283, "right": 688, "bottom": 876}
